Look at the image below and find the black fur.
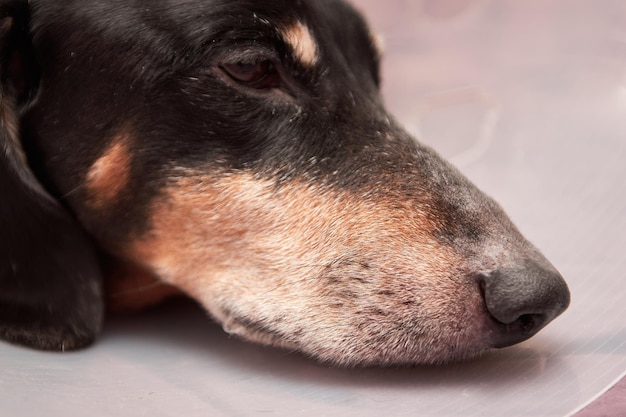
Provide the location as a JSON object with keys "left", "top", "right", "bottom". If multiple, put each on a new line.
{"left": 0, "top": 0, "right": 102, "bottom": 350}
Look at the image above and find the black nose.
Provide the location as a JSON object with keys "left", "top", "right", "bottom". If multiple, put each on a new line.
{"left": 480, "top": 260, "right": 570, "bottom": 348}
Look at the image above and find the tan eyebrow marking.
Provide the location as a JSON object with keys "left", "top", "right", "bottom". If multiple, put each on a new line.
{"left": 85, "top": 131, "right": 132, "bottom": 209}
{"left": 370, "top": 31, "right": 385, "bottom": 57}
{"left": 281, "top": 21, "right": 319, "bottom": 66}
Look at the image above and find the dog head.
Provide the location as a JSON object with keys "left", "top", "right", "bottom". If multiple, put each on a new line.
{"left": 0, "top": 0, "right": 569, "bottom": 365}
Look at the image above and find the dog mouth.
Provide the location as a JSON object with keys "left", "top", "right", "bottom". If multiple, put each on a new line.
{"left": 212, "top": 292, "right": 488, "bottom": 366}
{"left": 211, "top": 264, "right": 569, "bottom": 366}
{"left": 220, "top": 310, "right": 302, "bottom": 352}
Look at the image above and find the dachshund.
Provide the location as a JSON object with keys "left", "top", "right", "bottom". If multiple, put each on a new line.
{"left": 0, "top": 0, "right": 570, "bottom": 366}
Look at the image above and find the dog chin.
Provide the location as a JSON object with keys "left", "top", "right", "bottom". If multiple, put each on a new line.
{"left": 211, "top": 302, "right": 492, "bottom": 367}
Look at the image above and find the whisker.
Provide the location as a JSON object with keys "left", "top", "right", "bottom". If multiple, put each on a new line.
{"left": 109, "top": 281, "right": 170, "bottom": 298}
{"left": 61, "top": 181, "right": 88, "bottom": 198}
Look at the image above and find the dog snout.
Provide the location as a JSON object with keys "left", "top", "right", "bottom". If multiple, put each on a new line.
{"left": 479, "top": 260, "right": 570, "bottom": 348}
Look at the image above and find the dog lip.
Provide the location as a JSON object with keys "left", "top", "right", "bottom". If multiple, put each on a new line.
{"left": 221, "top": 311, "right": 300, "bottom": 350}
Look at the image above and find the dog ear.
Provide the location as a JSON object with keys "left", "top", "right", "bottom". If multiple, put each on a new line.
{"left": 0, "top": 1, "right": 104, "bottom": 351}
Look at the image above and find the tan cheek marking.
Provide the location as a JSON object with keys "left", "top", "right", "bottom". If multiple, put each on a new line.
{"left": 124, "top": 171, "right": 482, "bottom": 364}
{"left": 128, "top": 173, "right": 284, "bottom": 298}
{"left": 128, "top": 171, "right": 460, "bottom": 311}
{"left": 85, "top": 133, "right": 132, "bottom": 209}
{"left": 282, "top": 22, "right": 319, "bottom": 66}
{"left": 119, "top": 164, "right": 499, "bottom": 366}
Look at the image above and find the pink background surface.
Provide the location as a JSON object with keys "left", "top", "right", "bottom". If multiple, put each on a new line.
{"left": 1, "top": 1, "right": 624, "bottom": 416}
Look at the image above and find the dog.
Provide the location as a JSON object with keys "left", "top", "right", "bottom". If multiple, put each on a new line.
{"left": 0, "top": 0, "right": 570, "bottom": 366}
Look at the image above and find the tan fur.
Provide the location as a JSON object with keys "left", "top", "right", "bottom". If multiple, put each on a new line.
{"left": 85, "top": 132, "right": 132, "bottom": 209}
{"left": 105, "top": 258, "right": 181, "bottom": 313}
{"left": 125, "top": 168, "right": 490, "bottom": 365}
{"left": 281, "top": 22, "right": 318, "bottom": 66}
{"left": 370, "top": 31, "right": 385, "bottom": 58}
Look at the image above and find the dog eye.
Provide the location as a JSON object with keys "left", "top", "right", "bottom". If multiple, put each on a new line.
{"left": 220, "top": 60, "right": 280, "bottom": 89}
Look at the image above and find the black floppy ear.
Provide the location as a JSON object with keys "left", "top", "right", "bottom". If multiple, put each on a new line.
{"left": 0, "top": 1, "right": 104, "bottom": 351}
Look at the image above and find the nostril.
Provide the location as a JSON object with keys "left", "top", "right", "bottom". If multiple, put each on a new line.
{"left": 518, "top": 314, "right": 540, "bottom": 334}
{"left": 489, "top": 313, "right": 548, "bottom": 348}
{"left": 480, "top": 277, "right": 545, "bottom": 348}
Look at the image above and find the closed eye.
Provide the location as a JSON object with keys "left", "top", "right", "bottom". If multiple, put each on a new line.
{"left": 220, "top": 59, "right": 281, "bottom": 90}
